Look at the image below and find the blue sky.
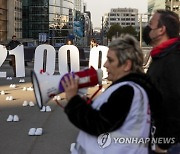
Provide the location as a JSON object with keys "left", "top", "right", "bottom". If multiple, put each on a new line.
{"left": 83, "top": 0, "right": 148, "bottom": 28}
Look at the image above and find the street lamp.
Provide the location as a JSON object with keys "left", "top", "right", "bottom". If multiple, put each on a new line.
{"left": 139, "top": 14, "right": 143, "bottom": 48}
{"left": 49, "top": 23, "right": 56, "bottom": 45}
{"left": 101, "top": 16, "right": 104, "bottom": 45}
{"left": 136, "top": 13, "right": 150, "bottom": 48}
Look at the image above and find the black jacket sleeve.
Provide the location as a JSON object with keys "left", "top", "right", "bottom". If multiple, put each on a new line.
{"left": 64, "top": 85, "right": 134, "bottom": 136}
{"left": 6, "top": 41, "right": 12, "bottom": 49}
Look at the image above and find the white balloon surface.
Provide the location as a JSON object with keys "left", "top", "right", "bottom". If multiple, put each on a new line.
{"left": 58, "top": 45, "right": 80, "bottom": 75}
{"left": 89, "top": 45, "right": 108, "bottom": 78}
{"left": 8, "top": 45, "right": 25, "bottom": 77}
{"left": 34, "top": 44, "right": 56, "bottom": 75}
{"left": 0, "top": 45, "right": 8, "bottom": 77}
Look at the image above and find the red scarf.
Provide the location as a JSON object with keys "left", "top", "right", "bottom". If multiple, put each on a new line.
{"left": 151, "top": 37, "right": 179, "bottom": 57}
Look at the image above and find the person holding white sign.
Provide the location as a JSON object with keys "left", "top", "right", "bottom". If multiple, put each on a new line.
{"left": 61, "top": 34, "right": 162, "bottom": 154}
{"left": 6, "top": 35, "right": 21, "bottom": 77}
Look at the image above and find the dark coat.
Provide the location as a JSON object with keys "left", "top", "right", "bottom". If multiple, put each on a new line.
{"left": 6, "top": 40, "right": 20, "bottom": 50}
{"left": 147, "top": 40, "right": 180, "bottom": 149}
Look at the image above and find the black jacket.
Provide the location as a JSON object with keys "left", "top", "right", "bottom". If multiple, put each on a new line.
{"left": 64, "top": 73, "right": 161, "bottom": 137}
{"left": 6, "top": 40, "right": 20, "bottom": 50}
{"left": 147, "top": 40, "right": 180, "bottom": 149}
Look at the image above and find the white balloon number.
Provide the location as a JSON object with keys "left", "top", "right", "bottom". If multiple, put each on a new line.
{"left": 34, "top": 44, "right": 80, "bottom": 75}
{"left": 0, "top": 45, "right": 8, "bottom": 77}
{"left": 8, "top": 45, "right": 25, "bottom": 77}
{"left": 58, "top": 45, "right": 80, "bottom": 75}
{"left": 0, "top": 44, "right": 108, "bottom": 77}
{"left": 0, "top": 45, "right": 25, "bottom": 77}
{"left": 89, "top": 45, "right": 109, "bottom": 78}
{"left": 34, "top": 44, "right": 56, "bottom": 75}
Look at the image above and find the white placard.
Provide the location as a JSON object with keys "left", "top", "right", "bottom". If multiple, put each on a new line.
{"left": 34, "top": 44, "right": 56, "bottom": 75}
{"left": 89, "top": 45, "right": 109, "bottom": 78}
{"left": 0, "top": 45, "right": 7, "bottom": 77}
{"left": 58, "top": 45, "right": 80, "bottom": 75}
{"left": 9, "top": 45, "right": 25, "bottom": 77}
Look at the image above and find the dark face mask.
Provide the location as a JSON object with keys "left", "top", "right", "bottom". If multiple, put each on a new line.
{"left": 142, "top": 25, "right": 152, "bottom": 45}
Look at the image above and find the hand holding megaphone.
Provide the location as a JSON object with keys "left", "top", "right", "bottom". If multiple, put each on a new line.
{"left": 32, "top": 66, "right": 103, "bottom": 109}
{"left": 59, "top": 66, "right": 102, "bottom": 101}
{"left": 60, "top": 73, "right": 79, "bottom": 101}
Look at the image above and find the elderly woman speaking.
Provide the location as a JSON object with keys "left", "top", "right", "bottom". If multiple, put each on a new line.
{"left": 61, "top": 34, "right": 161, "bottom": 154}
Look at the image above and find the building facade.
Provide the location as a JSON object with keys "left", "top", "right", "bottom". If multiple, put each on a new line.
{"left": 166, "top": 0, "right": 180, "bottom": 15}
{"left": 74, "top": 0, "right": 82, "bottom": 12}
{"left": 7, "top": 0, "right": 22, "bottom": 40}
{"left": 0, "top": 0, "right": 22, "bottom": 43}
{"left": 23, "top": 0, "right": 49, "bottom": 39}
{"left": 148, "top": 0, "right": 180, "bottom": 16}
{"left": 0, "top": 0, "right": 7, "bottom": 42}
{"left": 22, "top": 0, "right": 74, "bottom": 44}
{"left": 106, "top": 8, "right": 139, "bottom": 28}
{"left": 148, "top": 0, "right": 166, "bottom": 15}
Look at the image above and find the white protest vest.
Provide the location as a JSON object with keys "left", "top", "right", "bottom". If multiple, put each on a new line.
{"left": 72, "top": 81, "right": 150, "bottom": 154}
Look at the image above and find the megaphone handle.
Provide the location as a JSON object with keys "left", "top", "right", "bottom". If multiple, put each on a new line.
{"left": 49, "top": 94, "right": 64, "bottom": 109}
{"left": 55, "top": 99, "right": 65, "bottom": 109}
{"left": 54, "top": 85, "right": 103, "bottom": 107}
{"left": 86, "top": 85, "right": 103, "bottom": 105}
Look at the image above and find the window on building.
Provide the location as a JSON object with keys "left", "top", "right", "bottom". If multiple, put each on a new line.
{"left": 110, "top": 13, "right": 116, "bottom": 16}
{"left": 110, "top": 18, "right": 116, "bottom": 21}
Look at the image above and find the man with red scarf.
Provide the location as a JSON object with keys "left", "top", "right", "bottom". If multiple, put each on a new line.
{"left": 143, "top": 9, "right": 180, "bottom": 153}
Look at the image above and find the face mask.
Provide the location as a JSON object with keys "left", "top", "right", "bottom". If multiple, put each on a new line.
{"left": 142, "top": 25, "right": 152, "bottom": 45}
